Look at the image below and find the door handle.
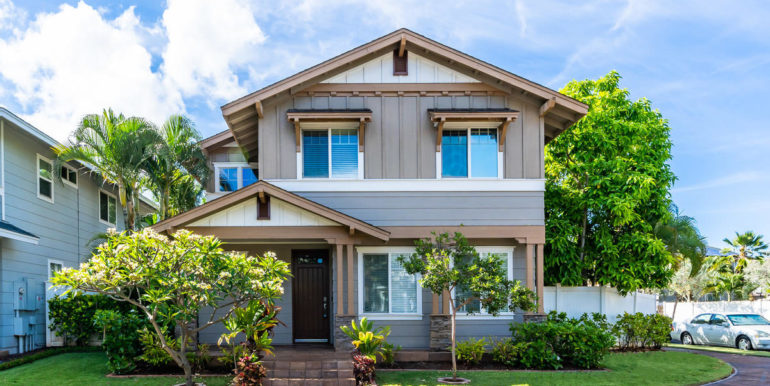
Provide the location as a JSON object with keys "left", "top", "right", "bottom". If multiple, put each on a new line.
{"left": 323, "top": 296, "right": 328, "bottom": 318}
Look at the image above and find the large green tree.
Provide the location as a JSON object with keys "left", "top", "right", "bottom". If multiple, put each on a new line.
{"left": 144, "top": 115, "right": 209, "bottom": 220}
{"left": 545, "top": 71, "right": 676, "bottom": 294}
{"left": 55, "top": 109, "right": 159, "bottom": 230}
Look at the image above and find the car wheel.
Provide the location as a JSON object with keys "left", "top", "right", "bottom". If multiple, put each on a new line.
{"left": 682, "top": 332, "right": 694, "bottom": 345}
{"left": 737, "top": 336, "right": 753, "bottom": 350}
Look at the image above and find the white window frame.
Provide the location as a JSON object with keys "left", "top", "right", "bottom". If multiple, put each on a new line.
{"left": 454, "top": 246, "right": 515, "bottom": 320}
{"left": 213, "top": 162, "right": 258, "bottom": 193}
{"left": 299, "top": 126, "right": 364, "bottom": 180}
{"left": 48, "top": 259, "right": 63, "bottom": 281}
{"left": 60, "top": 163, "right": 78, "bottom": 189}
{"left": 98, "top": 189, "right": 117, "bottom": 226}
{"left": 36, "top": 154, "right": 54, "bottom": 203}
{"left": 437, "top": 127, "right": 503, "bottom": 180}
{"left": 357, "top": 246, "right": 422, "bottom": 320}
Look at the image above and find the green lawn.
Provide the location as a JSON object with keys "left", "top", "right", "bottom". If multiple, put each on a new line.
{"left": 378, "top": 351, "right": 731, "bottom": 386}
{"left": 666, "top": 342, "right": 770, "bottom": 358}
{"left": 0, "top": 352, "right": 230, "bottom": 385}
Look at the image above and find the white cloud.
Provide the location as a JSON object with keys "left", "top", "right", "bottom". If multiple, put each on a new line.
{"left": 0, "top": 1, "right": 183, "bottom": 142}
{"left": 161, "top": 0, "right": 265, "bottom": 101}
{"left": 672, "top": 171, "right": 765, "bottom": 193}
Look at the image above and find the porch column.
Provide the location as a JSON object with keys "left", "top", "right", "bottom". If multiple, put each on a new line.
{"left": 525, "top": 244, "right": 534, "bottom": 293}
{"left": 536, "top": 243, "right": 544, "bottom": 314}
{"left": 430, "top": 290, "right": 452, "bottom": 350}
{"left": 346, "top": 243, "right": 355, "bottom": 315}
{"left": 336, "top": 243, "right": 344, "bottom": 316}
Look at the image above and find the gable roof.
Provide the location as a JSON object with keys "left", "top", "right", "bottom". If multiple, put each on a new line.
{"left": 152, "top": 180, "right": 390, "bottom": 241}
{"left": 220, "top": 29, "right": 588, "bottom": 161}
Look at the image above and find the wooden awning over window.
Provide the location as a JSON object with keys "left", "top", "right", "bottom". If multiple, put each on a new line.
{"left": 428, "top": 108, "right": 519, "bottom": 152}
{"left": 287, "top": 109, "right": 372, "bottom": 152}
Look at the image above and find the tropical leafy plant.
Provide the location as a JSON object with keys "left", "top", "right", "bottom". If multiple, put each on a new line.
{"left": 52, "top": 228, "right": 291, "bottom": 386}
{"left": 340, "top": 317, "right": 391, "bottom": 362}
{"left": 398, "top": 232, "right": 534, "bottom": 380}
{"left": 47, "top": 293, "right": 130, "bottom": 346}
{"left": 722, "top": 231, "right": 768, "bottom": 264}
{"left": 455, "top": 337, "right": 487, "bottom": 366}
{"left": 545, "top": 71, "right": 676, "bottom": 294}
{"left": 655, "top": 204, "right": 707, "bottom": 275}
{"left": 92, "top": 309, "right": 146, "bottom": 374}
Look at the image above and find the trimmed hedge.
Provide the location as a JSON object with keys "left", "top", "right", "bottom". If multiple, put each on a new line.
{"left": 0, "top": 346, "right": 101, "bottom": 372}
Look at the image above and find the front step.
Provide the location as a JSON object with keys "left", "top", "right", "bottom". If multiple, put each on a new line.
{"left": 263, "top": 358, "right": 354, "bottom": 386}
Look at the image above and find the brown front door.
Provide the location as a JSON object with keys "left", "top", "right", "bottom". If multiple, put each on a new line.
{"left": 292, "top": 249, "right": 330, "bottom": 343}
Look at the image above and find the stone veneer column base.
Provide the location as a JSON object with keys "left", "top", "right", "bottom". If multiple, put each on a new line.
{"left": 429, "top": 315, "right": 451, "bottom": 351}
{"left": 522, "top": 313, "right": 547, "bottom": 323}
{"left": 334, "top": 315, "right": 357, "bottom": 352}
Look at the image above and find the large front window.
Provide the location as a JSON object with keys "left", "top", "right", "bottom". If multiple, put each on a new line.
{"left": 303, "top": 129, "right": 358, "bottom": 178}
{"left": 455, "top": 247, "right": 514, "bottom": 315}
{"left": 359, "top": 249, "right": 421, "bottom": 318}
{"left": 441, "top": 128, "right": 499, "bottom": 178}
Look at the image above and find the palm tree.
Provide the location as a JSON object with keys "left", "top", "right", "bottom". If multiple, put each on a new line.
{"left": 655, "top": 204, "right": 707, "bottom": 275}
{"left": 55, "top": 109, "right": 159, "bottom": 230}
{"left": 705, "top": 254, "right": 758, "bottom": 301}
{"left": 722, "top": 231, "right": 768, "bottom": 267}
{"left": 144, "top": 115, "right": 208, "bottom": 220}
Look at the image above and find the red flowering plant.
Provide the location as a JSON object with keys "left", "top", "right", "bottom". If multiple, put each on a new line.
{"left": 352, "top": 350, "right": 376, "bottom": 386}
{"left": 233, "top": 354, "right": 267, "bottom": 386}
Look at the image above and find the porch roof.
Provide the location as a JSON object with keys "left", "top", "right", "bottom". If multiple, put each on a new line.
{"left": 151, "top": 180, "right": 390, "bottom": 241}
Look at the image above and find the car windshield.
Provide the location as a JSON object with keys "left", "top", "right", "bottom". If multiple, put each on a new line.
{"left": 727, "top": 314, "right": 770, "bottom": 326}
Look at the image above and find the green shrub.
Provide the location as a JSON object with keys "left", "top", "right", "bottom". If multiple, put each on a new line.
{"left": 93, "top": 309, "right": 145, "bottom": 374}
{"left": 455, "top": 337, "right": 487, "bottom": 366}
{"left": 510, "top": 311, "right": 615, "bottom": 369}
{"left": 517, "top": 340, "right": 562, "bottom": 370}
{"left": 218, "top": 344, "right": 248, "bottom": 369}
{"left": 491, "top": 338, "right": 518, "bottom": 368}
{"left": 47, "top": 293, "right": 129, "bottom": 345}
{"left": 613, "top": 312, "right": 672, "bottom": 350}
{"left": 379, "top": 341, "right": 401, "bottom": 367}
{"left": 137, "top": 328, "right": 177, "bottom": 367}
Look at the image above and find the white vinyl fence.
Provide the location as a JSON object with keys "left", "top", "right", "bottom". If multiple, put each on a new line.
{"left": 661, "top": 300, "right": 770, "bottom": 323}
{"left": 543, "top": 285, "right": 657, "bottom": 322}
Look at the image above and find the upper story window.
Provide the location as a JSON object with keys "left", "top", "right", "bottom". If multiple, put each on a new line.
{"left": 215, "top": 163, "right": 258, "bottom": 193}
{"left": 61, "top": 164, "right": 78, "bottom": 188}
{"left": 358, "top": 247, "right": 422, "bottom": 319}
{"left": 48, "top": 260, "right": 63, "bottom": 281}
{"left": 441, "top": 128, "right": 499, "bottom": 178}
{"left": 302, "top": 129, "right": 359, "bottom": 179}
{"left": 99, "top": 190, "right": 117, "bottom": 226}
{"left": 37, "top": 154, "right": 54, "bottom": 203}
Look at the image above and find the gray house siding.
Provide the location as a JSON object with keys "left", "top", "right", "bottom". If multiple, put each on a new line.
{"left": 294, "top": 191, "right": 544, "bottom": 226}
{"left": 0, "top": 117, "right": 125, "bottom": 354}
{"left": 256, "top": 94, "right": 543, "bottom": 180}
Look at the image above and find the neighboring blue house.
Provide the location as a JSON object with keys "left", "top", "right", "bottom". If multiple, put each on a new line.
{"left": 0, "top": 107, "right": 152, "bottom": 355}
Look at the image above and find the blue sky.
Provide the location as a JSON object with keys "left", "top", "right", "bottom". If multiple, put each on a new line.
{"left": 1, "top": 0, "right": 768, "bottom": 247}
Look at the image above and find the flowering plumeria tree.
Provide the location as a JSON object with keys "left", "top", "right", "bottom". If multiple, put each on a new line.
{"left": 398, "top": 232, "right": 535, "bottom": 382}
{"left": 52, "top": 228, "right": 290, "bottom": 386}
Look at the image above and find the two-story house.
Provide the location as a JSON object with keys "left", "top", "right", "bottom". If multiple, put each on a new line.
{"left": 153, "top": 29, "right": 586, "bottom": 350}
{"left": 0, "top": 107, "right": 153, "bottom": 355}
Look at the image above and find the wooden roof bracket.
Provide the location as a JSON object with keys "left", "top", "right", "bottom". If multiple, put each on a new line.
{"left": 435, "top": 118, "right": 446, "bottom": 152}
{"left": 258, "top": 189, "right": 266, "bottom": 204}
{"left": 255, "top": 100, "right": 264, "bottom": 119}
{"left": 398, "top": 35, "right": 407, "bottom": 57}
{"left": 498, "top": 117, "right": 513, "bottom": 152}
{"left": 359, "top": 118, "right": 366, "bottom": 152}
{"left": 539, "top": 97, "right": 556, "bottom": 118}
{"left": 292, "top": 118, "right": 301, "bottom": 152}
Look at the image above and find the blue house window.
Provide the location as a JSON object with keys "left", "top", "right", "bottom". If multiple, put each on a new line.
{"left": 441, "top": 128, "right": 499, "bottom": 178}
{"left": 303, "top": 129, "right": 359, "bottom": 178}
{"left": 215, "top": 164, "right": 258, "bottom": 192}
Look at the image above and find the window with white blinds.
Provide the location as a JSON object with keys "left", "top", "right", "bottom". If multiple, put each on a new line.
{"left": 359, "top": 249, "right": 421, "bottom": 318}
{"left": 302, "top": 128, "right": 359, "bottom": 178}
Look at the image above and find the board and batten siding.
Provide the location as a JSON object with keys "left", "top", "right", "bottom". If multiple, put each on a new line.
{"left": 0, "top": 119, "right": 125, "bottom": 354}
{"left": 257, "top": 93, "right": 544, "bottom": 181}
{"left": 321, "top": 51, "right": 482, "bottom": 84}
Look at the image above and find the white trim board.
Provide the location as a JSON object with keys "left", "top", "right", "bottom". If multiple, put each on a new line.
{"left": 0, "top": 228, "right": 39, "bottom": 244}
{"left": 268, "top": 179, "right": 545, "bottom": 192}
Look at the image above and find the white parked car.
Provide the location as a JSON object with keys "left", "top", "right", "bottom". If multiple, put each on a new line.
{"left": 672, "top": 313, "right": 770, "bottom": 350}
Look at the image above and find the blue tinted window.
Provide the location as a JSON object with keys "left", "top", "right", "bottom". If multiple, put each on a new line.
{"left": 303, "top": 131, "right": 329, "bottom": 178}
{"left": 441, "top": 130, "right": 467, "bottom": 177}
{"left": 242, "top": 168, "right": 258, "bottom": 187}
{"left": 471, "top": 128, "right": 498, "bottom": 177}
{"left": 331, "top": 129, "right": 358, "bottom": 178}
{"left": 218, "top": 168, "right": 238, "bottom": 191}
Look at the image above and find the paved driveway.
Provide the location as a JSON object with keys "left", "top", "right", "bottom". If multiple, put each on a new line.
{"left": 666, "top": 347, "right": 769, "bottom": 385}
